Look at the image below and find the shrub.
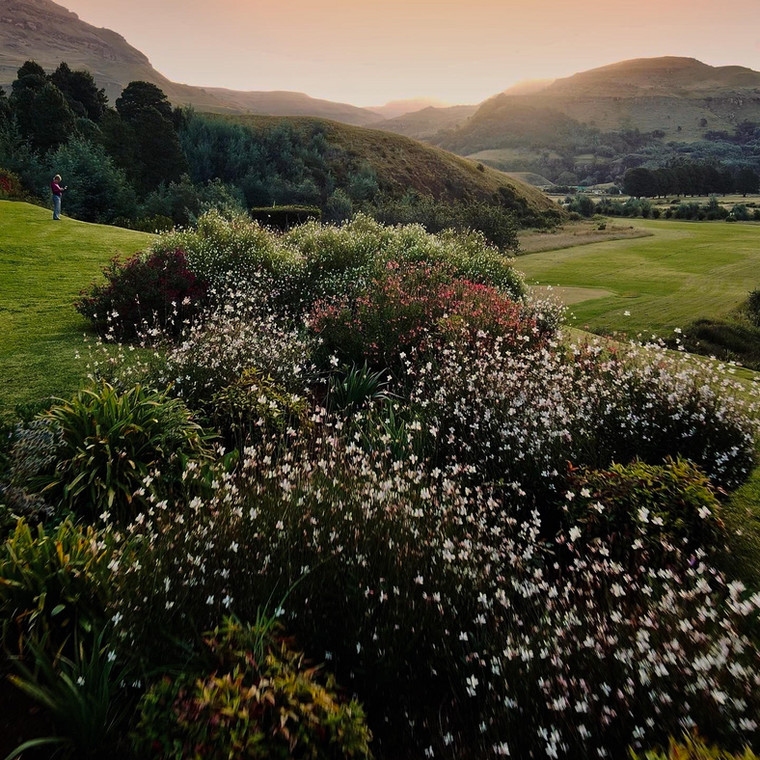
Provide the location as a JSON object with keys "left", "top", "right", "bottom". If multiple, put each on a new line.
{"left": 409, "top": 337, "right": 758, "bottom": 497}
{"left": 30, "top": 382, "right": 210, "bottom": 524}
{"left": 110, "top": 433, "right": 760, "bottom": 758}
{"left": 747, "top": 288, "right": 760, "bottom": 327}
{"left": 250, "top": 204, "right": 321, "bottom": 230}
{"left": 133, "top": 618, "right": 372, "bottom": 760}
{"left": 0, "top": 167, "right": 23, "bottom": 199}
{"left": 630, "top": 734, "right": 760, "bottom": 760}
{"left": 75, "top": 248, "right": 208, "bottom": 338}
{"left": 154, "top": 209, "right": 293, "bottom": 287}
{"left": 564, "top": 458, "right": 726, "bottom": 569}
{"left": 309, "top": 260, "right": 541, "bottom": 372}
{"left": 0, "top": 519, "right": 114, "bottom": 655}
{"left": 211, "top": 368, "right": 311, "bottom": 448}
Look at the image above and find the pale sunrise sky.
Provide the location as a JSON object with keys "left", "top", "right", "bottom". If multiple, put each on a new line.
{"left": 60, "top": 0, "right": 760, "bottom": 106}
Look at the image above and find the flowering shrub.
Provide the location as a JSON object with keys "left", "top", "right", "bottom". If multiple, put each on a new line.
{"left": 134, "top": 618, "right": 372, "bottom": 760}
{"left": 75, "top": 248, "right": 208, "bottom": 338}
{"left": 309, "top": 261, "right": 543, "bottom": 371}
{"left": 211, "top": 368, "right": 311, "bottom": 448}
{"left": 151, "top": 211, "right": 525, "bottom": 311}
{"left": 409, "top": 337, "right": 758, "bottom": 496}
{"left": 564, "top": 458, "right": 726, "bottom": 569}
{"left": 108, "top": 424, "right": 760, "bottom": 758}
{"left": 116, "top": 287, "right": 318, "bottom": 414}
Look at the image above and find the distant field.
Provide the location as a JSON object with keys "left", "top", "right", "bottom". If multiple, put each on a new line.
{"left": 517, "top": 218, "right": 760, "bottom": 335}
{"left": 0, "top": 201, "right": 153, "bottom": 417}
{"left": 519, "top": 219, "right": 652, "bottom": 253}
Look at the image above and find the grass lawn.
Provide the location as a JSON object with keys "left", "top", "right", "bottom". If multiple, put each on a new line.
{"left": 0, "top": 201, "right": 153, "bottom": 418}
{"left": 517, "top": 217, "right": 760, "bottom": 336}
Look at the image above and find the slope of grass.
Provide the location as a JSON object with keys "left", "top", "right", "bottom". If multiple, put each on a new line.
{"left": 0, "top": 201, "right": 153, "bottom": 417}
{"left": 517, "top": 218, "right": 760, "bottom": 336}
{"left": 219, "top": 114, "right": 560, "bottom": 222}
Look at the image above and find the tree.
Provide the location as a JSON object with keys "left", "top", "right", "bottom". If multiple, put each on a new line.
{"left": 115, "top": 81, "right": 186, "bottom": 192}
{"left": 116, "top": 81, "right": 173, "bottom": 122}
{"left": 50, "top": 62, "right": 108, "bottom": 122}
{"left": 735, "top": 167, "right": 759, "bottom": 197}
{"left": 622, "top": 167, "right": 657, "bottom": 198}
{"left": 46, "top": 138, "right": 136, "bottom": 223}
{"left": 10, "top": 62, "right": 77, "bottom": 153}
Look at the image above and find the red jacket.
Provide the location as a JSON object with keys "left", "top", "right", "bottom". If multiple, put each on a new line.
{"left": 51, "top": 181, "right": 63, "bottom": 196}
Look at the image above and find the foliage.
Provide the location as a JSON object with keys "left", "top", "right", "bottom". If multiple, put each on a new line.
{"left": 309, "top": 260, "right": 542, "bottom": 372}
{"left": 409, "top": 336, "right": 758, "bottom": 496}
{"left": 5, "top": 627, "right": 132, "bottom": 760}
{"left": 133, "top": 618, "right": 373, "bottom": 760}
{"left": 109, "top": 428, "right": 760, "bottom": 758}
{"left": 30, "top": 382, "right": 210, "bottom": 524}
{"left": 76, "top": 247, "right": 208, "bottom": 338}
{"left": 44, "top": 138, "right": 137, "bottom": 223}
{"left": 211, "top": 368, "right": 311, "bottom": 448}
{"left": 564, "top": 458, "right": 726, "bottom": 568}
{"left": 0, "top": 519, "right": 114, "bottom": 655}
{"left": 249, "top": 205, "right": 321, "bottom": 230}
{"left": 630, "top": 733, "right": 760, "bottom": 760}
{"left": 0, "top": 168, "right": 23, "bottom": 199}
{"left": 747, "top": 289, "right": 760, "bottom": 328}
{"left": 326, "top": 363, "right": 395, "bottom": 412}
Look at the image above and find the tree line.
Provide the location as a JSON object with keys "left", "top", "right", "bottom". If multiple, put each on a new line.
{"left": 0, "top": 61, "right": 526, "bottom": 246}
{"left": 622, "top": 163, "right": 760, "bottom": 198}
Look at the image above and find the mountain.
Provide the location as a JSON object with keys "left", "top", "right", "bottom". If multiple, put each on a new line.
{"left": 0, "top": 0, "right": 380, "bottom": 125}
{"left": 436, "top": 57, "right": 760, "bottom": 155}
{"left": 501, "top": 79, "right": 554, "bottom": 96}
{"left": 372, "top": 104, "right": 479, "bottom": 141}
{"left": 368, "top": 98, "right": 451, "bottom": 120}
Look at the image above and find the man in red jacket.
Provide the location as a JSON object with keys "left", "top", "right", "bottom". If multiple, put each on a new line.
{"left": 51, "top": 174, "right": 67, "bottom": 220}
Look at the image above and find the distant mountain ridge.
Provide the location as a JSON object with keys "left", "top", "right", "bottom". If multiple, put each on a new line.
{"left": 0, "top": 0, "right": 381, "bottom": 124}
{"left": 435, "top": 57, "right": 760, "bottom": 155}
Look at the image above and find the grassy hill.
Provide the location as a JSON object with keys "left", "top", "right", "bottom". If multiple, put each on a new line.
{"left": 222, "top": 114, "right": 560, "bottom": 220}
{"left": 0, "top": 200, "right": 153, "bottom": 416}
{"left": 0, "top": 0, "right": 381, "bottom": 125}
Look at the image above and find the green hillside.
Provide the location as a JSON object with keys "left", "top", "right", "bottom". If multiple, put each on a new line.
{"left": 0, "top": 201, "right": 153, "bottom": 416}
{"left": 221, "top": 114, "right": 559, "bottom": 221}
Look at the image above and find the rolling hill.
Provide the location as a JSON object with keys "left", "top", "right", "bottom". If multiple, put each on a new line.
{"left": 218, "top": 113, "right": 560, "bottom": 221}
{"left": 0, "top": 0, "right": 381, "bottom": 124}
{"left": 435, "top": 57, "right": 760, "bottom": 155}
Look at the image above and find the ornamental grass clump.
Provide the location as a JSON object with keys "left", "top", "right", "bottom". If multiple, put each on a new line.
{"left": 26, "top": 382, "right": 211, "bottom": 524}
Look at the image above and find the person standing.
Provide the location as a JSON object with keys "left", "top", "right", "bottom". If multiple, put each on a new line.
{"left": 51, "top": 174, "right": 66, "bottom": 220}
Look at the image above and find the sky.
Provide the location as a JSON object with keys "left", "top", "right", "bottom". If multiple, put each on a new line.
{"left": 60, "top": 0, "right": 760, "bottom": 107}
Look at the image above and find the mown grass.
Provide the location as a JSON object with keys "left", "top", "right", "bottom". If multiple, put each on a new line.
{"left": 0, "top": 201, "right": 153, "bottom": 417}
{"left": 517, "top": 218, "right": 760, "bottom": 336}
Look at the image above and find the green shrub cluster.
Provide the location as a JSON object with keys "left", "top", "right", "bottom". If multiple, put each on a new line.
{"left": 134, "top": 618, "right": 372, "bottom": 760}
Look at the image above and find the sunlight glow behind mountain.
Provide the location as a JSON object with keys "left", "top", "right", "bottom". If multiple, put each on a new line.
{"left": 58, "top": 0, "right": 760, "bottom": 105}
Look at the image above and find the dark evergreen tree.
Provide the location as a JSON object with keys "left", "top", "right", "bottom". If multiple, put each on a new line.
{"left": 622, "top": 167, "right": 657, "bottom": 197}
{"left": 115, "top": 81, "right": 186, "bottom": 192}
{"left": 50, "top": 62, "right": 108, "bottom": 122}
